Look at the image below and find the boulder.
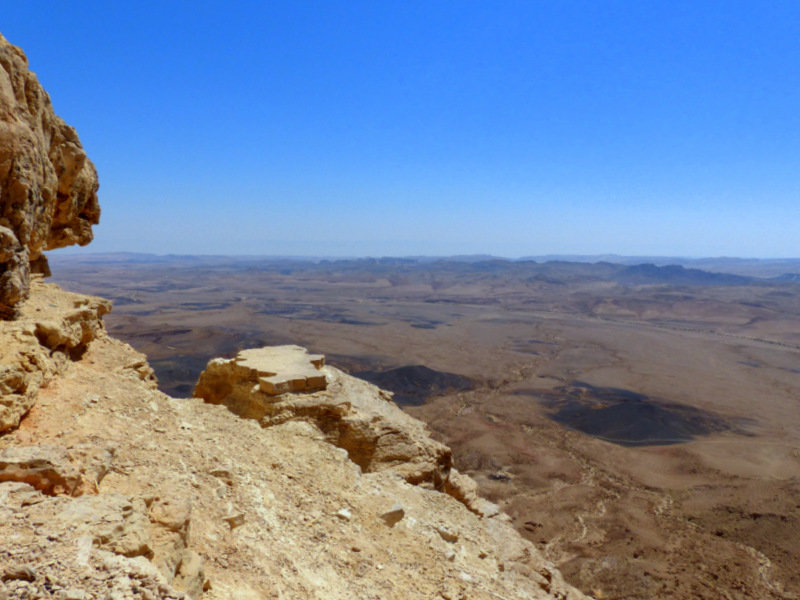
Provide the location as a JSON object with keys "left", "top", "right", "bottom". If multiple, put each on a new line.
{"left": 54, "top": 493, "right": 152, "bottom": 557}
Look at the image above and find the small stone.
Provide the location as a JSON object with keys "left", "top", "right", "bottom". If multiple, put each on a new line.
{"left": 210, "top": 467, "right": 234, "bottom": 485}
{"left": 224, "top": 512, "right": 245, "bottom": 529}
{"left": 336, "top": 508, "right": 352, "bottom": 521}
{"left": 1, "top": 565, "right": 36, "bottom": 582}
{"left": 76, "top": 535, "right": 93, "bottom": 566}
{"left": 380, "top": 503, "right": 405, "bottom": 527}
{"left": 436, "top": 525, "right": 458, "bottom": 543}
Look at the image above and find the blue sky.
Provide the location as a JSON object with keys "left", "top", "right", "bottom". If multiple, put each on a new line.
{"left": 4, "top": 1, "right": 799, "bottom": 257}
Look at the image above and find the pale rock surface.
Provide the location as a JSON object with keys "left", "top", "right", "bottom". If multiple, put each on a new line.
{"left": 236, "top": 344, "right": 327, "bottom": 395}
{"left": 0, "top": 481, "right": 188, "bottom": 600}
{"left": 196, "top": 347, "right": 455, "bottom": 489}
{"left": 0, "top": 444, "right": 82, "bottom": 494}
{"left": 0, "top": 35, "right": 99, "bottom": 315}
{"left": 195, "top": 346, "right": 509, "bottom": 518}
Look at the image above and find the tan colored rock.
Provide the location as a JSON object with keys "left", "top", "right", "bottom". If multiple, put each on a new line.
{"left": 0, "top": 564, "right": 36, "bottom": 582}
{"left": 173, "top": 550, "right": 206, "bottom": 598}
{"left": 195, "top": 344, "right": 326, "bottom": 400}
{"left": 54, "top": 493, "right": 152, "bottom": 557}
{"left": 0, "top": 482, "right": 186, "bottom": 599}
{"left": 380, "top": 503, "right": 405, "bottom": 527}
{"left": 0, "top": 278, "right": 110, "bottom": 432}
{"left": 0, "top": 34, "right": 99, "bottom": 316}
{"left": 195, "top": 347, "right": 453, "bottom": 489}
{"left": 239, "top": 345, "right": 326, "bottom": 394}
{"left": 445, "top": 467, "right": 503, "bottom": 518}
{"left": 0, "top": 445, "right": 82, "bottom": 495}
{"left": 149, "top": 496, "right": 207, "bottom": 596}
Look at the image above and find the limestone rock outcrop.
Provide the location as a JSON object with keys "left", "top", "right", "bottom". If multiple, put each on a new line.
{"left": 0, "top": 287, "right": 206, "bottom": 598}
{"left": 194, "top": 346, "right": 537, "bottom": 519}
{"left": 0, "top": 277, "right": 112, "bottom": 433}
{"left": 0, "top": 442, "right": 113, "bottom": 496}
{"left": 195, "top": 346, "right": 455, "bottom": 489}
{"left": 0, "top": 481, "right": 198, "bottom": 599}
{"left": 0, "top": 34, "right": 99, "bottom": 316}
{"left": 196, "top": 345, "right": 327, "bottom": 398}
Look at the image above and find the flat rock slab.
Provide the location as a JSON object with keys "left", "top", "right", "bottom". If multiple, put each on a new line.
{"left": 235, "top": 345, "right": 326, "bottom": 395}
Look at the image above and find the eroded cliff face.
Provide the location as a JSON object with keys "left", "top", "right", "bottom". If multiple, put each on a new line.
{"left": 0, "top": 34, "right": 99, "bottom": 316}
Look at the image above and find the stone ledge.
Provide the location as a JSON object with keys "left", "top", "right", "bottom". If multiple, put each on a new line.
{"left": 235, "top": 345, "right": 326, "bottom": 395}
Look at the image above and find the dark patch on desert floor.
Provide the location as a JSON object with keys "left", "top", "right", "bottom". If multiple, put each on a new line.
{"left": 354, "top": 365, "right": 474, "bottom": 406}
{"left": 534, "top": 382, "right": 734, "bottom": 446}
{"left": 49, "top": 254, "right": 800, "bottom": 600}
{"left": 179, "top": 301, "right": 232, "bottom": 310}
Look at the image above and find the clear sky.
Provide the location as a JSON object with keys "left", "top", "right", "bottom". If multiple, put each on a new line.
{"left": 3, "top": 1, "right": 799, "bottom": 257}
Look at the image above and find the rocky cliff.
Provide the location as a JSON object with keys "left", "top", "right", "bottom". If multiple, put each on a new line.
{"left": 0, "top": 36, "right": 589, "bottom": 600}
{"left": 0, "top": 34, "right": 99, "bottom": 317}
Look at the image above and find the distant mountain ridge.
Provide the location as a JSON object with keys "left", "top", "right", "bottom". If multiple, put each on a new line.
{"left": 50, "top": 252, "right": 791, "bottom": 288}
{"left": 613, "top": 263, "right": 752, "bottom": 286}
{"left": 51, "top": 252, "right": 800, "bottom": 279}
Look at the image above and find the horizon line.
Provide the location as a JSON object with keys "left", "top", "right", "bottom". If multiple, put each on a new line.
{"left": 47, "top": 250, "right": 800, "bottom": 262}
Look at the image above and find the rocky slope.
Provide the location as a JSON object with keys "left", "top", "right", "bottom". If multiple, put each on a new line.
{"left": 0, "top": 35, "right": 589, "bottom": 600}
{"left": 0, "top": 281, "right": 588, "bottom": 600}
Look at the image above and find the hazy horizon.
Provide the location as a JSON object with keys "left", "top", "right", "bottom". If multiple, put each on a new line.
{"left": 4, "top": 2, "right": 799, "bottom": 258}
{"left": 49, "top": 248, "right": 800, "bottom": 262}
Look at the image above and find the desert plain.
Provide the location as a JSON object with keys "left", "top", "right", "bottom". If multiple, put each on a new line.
{"left": 50, "top": 253, "right": 800, "bottom": 600}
